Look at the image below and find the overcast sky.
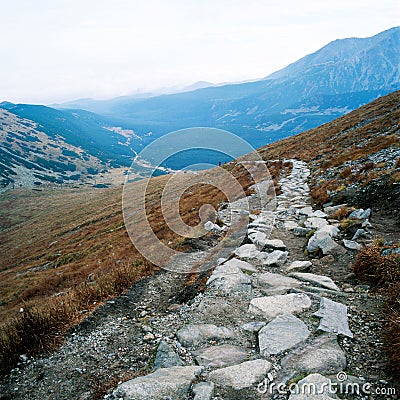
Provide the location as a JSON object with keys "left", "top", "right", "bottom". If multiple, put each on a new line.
{"left": 0, "top": 0, "right": 398, "bottom": 104}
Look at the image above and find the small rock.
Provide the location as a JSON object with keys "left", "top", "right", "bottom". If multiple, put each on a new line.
{"left": 318, "top": 225, "right": 340, "bottom": 238}
{"left": 192, "top": 382, "right": 214, "bottom": 400}
{"left": 263, "top": 239, "right": 287, "bottom": 251}
{"left": 381, "top": 247, "right": 400, "bottom": 256}
{"left": 299, "top": 206, "right": 313, "bottom": 216}
{"left": 351, "top": 229, "right": 368, "bottom": 241}
{"left": 154, "top": 341, "right": 184, "bottom": 370}
{"left": 223, "top": 258, "right": 258, "bottom": 273}
{"left": 255, "top": 272, "right": 302, "bottom": 295}
{"left": 288, "top": 373, "right": 338, "bottom": 399}
{"left": 206, "top": 263, "right": 251, "bottom": 294}
{"left": 143, "top": 333, "right": 155, "bottom": 341}
{"left": 304, "top": 217, "right": 329, "bottom": 229}
{"left": 312, "top": 210, "right": 328, "bottom": 218}
{"left": 281, "top": 334, "right": 347, "bottom": 375}
{"left": 204, "top": 221, "right": 222, "bottom": 233}
{"left": 284, "top": 221, "right": 299, "bottom": 231}
{"left": 308, "top": 231, "right": 339, "bottom": 255}
{"left": 294, "top": 227, "right": 313, "bottom": 237}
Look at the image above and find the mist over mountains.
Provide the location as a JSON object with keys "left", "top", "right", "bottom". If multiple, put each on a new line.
{"left": 55, "top": 27, "right": 400, "bottom": 145}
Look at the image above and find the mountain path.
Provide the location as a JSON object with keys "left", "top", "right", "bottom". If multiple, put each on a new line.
{"left": 0, "top": 160, "right": 396, "bottom": 400}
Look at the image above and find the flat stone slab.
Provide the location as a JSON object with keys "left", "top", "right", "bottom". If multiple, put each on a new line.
{"left": 113, "top": 366, "right": 203, "bottom": 400}
{"left": 281, "top": 334, "right": 347, "bottom": 375}
{"left": 206, "top": 263, "right": 251, "bottom": 294}
{"left": 249, "top": 293, "right": 312, "bottom": 319}
{"left": 176, "top": 324, "right": 236, "bottom": 347}
{"left": 288, "top": 373, "right": 338, "bottom": 399}
{"left": 223, "top": 258, "right": 258, "bottom": 273}
{"left": 262, "top": 250, "right": 288, "bottom": 267}
{"left": 193, "top": 344, "right": 248, "bottom": 368}
{"left": 234, "top": 244, "right": 261, "bottom": 259}
{"left": 285, "top": 260, "right": 312, "bottom": 273}
{"left": 208, "top": 359, "right": 271, "bottom": 390}
{"left": 154, "top": 341, "right": 184, "bottom": 369}
{"left": 289, "top": 272, "right": 340, "bottom": 291}
{"left": 255, "top": 272, "right": 302, "bottom": 295}
{"left": 313, "top": 297, "right": 353, "bottom": 338}
{"left": 258, "top": 313, "right": 310, "bottom": 356}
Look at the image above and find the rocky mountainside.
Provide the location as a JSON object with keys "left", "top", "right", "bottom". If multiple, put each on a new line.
{"left": 0, "top": 103, "right": 146, "bottom": 189}
{"left": 56, "top": 27, "right": 400, "bottom": 148}
{"left": 0, "top": 108, "right": 106, "bottom": 189}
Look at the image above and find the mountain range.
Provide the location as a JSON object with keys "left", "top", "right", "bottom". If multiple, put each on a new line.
{"left": 54, "top": 26, "right": 400, "bottom": 146}
{"left": 0, "top": 26, "right": 399, "bottom": 188}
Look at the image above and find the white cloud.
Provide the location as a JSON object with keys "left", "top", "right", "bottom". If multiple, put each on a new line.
{"left": 0, "top": 0, "right": 398, "bottom": 103}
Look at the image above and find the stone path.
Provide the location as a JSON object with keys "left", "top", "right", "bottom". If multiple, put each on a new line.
{"left": 108, "top": 160, "right": 364, "bottom": 400}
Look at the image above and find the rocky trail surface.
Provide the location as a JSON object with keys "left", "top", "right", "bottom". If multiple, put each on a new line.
{"left": 1, "top": 160, "right": 397, "bottom": 400}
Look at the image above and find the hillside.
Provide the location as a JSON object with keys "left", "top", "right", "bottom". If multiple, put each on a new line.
{"left": 258, "top": 90, "right": 400, "bottom": 214}
{"left": 0, "top": 108, "right": 106, "bottom": 188}
{"left": 56, "top": 27, "right": 400, "bottom": 148}
{"left": 0, "top": 104, "right": 152, "bottom": 189}
{"left": 0, "top": 92, "right": 399, "bottom": 399}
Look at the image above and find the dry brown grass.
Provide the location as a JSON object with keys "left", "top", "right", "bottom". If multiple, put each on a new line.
{"left": 353, "top": 244, "right": 400, "bottom": 379}
{"left": 332, "top": 206, "right": 351, "bottom": 220}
